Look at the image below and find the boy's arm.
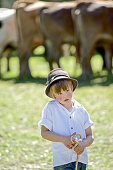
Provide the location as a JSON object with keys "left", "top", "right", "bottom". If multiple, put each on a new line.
{"left": 41, "top": 125, "right": 73, "bottom": 149}
{"left": 74, "top": 126, "right": 94, "bottom": 155}
{"left": 82, "top": 126, "right": 94, "bottom": 147}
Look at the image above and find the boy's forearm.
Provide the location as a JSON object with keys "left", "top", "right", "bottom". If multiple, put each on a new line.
{"left": 82, "top": 135, "right": 94, "bottom": 148}
{"left": 41, "top": 130, "right": 66, "bottom": 143}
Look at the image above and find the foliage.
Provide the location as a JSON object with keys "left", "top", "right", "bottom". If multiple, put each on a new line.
{"left": 0, "top": 50, "right": 113, "bottom": 169}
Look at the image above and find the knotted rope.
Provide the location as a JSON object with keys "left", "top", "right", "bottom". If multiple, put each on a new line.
{"left": 71, "top": 133, "right": 82, "bottom": 170}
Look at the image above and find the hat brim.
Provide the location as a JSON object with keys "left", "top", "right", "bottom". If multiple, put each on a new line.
{"left": 45, "top": 76, "right": 78, "bottom": 98}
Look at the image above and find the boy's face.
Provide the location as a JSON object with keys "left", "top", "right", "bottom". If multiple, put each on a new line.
{"left": 54, "top": 87, "right": 73, "bottom": 106}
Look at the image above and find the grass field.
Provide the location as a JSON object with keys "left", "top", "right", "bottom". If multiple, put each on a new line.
{"left": 0, "top": 50, "right": 113, "bottom": 170}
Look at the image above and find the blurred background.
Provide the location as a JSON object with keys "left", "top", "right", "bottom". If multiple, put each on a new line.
{"left": 0, "top": 0, "right": 113, "bottom": 169}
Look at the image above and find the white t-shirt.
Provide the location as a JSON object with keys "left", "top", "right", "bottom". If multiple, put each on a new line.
{"left": 38, "top": 99, "right": 93, "bottom": 167}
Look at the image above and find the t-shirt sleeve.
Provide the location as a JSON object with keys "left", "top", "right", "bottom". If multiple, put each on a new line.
{"left": 83, "top": 107, "right": 93, "bottom": 130}
{"left": 38, "top": 104, "right": 53, "bottom": 131}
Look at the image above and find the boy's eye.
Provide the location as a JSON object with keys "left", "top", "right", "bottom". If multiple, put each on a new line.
{"left": 57, "top": 91, "right": 62, "bottom": 95}
{"left": 66, "top": 89, "right": 69, "bottom": 91}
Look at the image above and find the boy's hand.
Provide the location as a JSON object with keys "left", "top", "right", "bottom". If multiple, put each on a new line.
{"left": 74, "top": 141, "right": 84, "bottom": 155}
{"left": 63, "top": 136, "right": 74, "bottom": 149}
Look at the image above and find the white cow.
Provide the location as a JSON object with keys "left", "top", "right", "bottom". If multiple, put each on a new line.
{"left": 0, "top": 8, "right": 17, "bottom": 74}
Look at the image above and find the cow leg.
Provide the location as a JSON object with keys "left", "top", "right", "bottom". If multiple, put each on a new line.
{"left": 56, "top": 59, "right": 60, "bottom": 68}
{"left": 16, "top": 9, "right": 33, "bottom": 78}
{"left": 49, "top": 62, "right": 53, "bottom": 70}
{"left": 96, "top": 47, "right": 106, "bottom": 70}
{"left": 45, "top": 40, "right": 54, "bottom": 70}
{"left": 19, "top": 57, "right": 31, "bottom": 78}
{"left": 7, "top": 55, "right": 10, "bottom": 72}
{"left": 0, "top": 58, "right": 1, "bottom": 77}
{"left": 52, "top": 48, "right": 61, "bottom": 69}
{"left": 80, "top": 45, "right": 93, "bottom": 79}
{"left": 55, "top": 46, "right": 61, "bottom": 68}
{"left": 45, "top": 40, "right": 61, "bottom": 70}
{"left": 104, "top": 44, "right": 112, "bottom": 74}
{"left": 5, "top": 48, "right": 11, "bottom": 72}
{"left": 18, "top": 46, "right": 32, "bottom": 78}
{"left": 81, "top": 57, "right": 92, "bottom": 80}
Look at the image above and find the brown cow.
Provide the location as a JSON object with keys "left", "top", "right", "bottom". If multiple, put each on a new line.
{"left": 15, "top": 1, "right": 57, "bottom": 77}
{"left": 72, "top": 1, "right": 113, "bottom": 79}
{"left": 14, "top": 0, "right": 110, "bottom": 78}
{"left": 39, "top": 0, "right": 109, "bottom": 71}
{"left": 13, "top": 0, "right": 39, "bottom": 8}
{"left": 39, "top": 1, "right": 77, "bottom": 70}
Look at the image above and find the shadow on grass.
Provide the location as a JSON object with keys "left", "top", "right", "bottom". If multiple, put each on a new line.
{"left": 0, "top": 73, "right": 113, "bottom": 87}
{"left": 0, "top": 76, "right": 47, "bottom": 85}
{"left": 75, "top": 73, "right": 113, "bottom": 88}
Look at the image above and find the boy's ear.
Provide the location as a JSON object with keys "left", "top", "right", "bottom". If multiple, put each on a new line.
{"left": 72, "top": 83, "right": 74, "bottom": 91}
{"left": 53, "top": 93, "right": 56, "bottom": 99}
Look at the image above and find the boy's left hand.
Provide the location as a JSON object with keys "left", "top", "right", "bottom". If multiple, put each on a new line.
{"left": 73, "top": 141, "right": 84, "bottom": 155}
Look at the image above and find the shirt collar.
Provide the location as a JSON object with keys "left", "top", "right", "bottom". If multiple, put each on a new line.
{"left": 55, "top": 99, "right": 78, "bottom": 114}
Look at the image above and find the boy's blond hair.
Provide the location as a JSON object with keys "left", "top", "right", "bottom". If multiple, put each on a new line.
{"left": 49, "top": 79, "right": 73, "bottom": 98}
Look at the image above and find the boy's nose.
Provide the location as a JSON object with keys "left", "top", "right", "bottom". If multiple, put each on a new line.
{"left": 64, "top": 91, "right": 68, "bottom": 96}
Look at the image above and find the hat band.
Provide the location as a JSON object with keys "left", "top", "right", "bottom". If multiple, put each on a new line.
{"left": 46, "top": 74, "right": 69, "bottom": 85}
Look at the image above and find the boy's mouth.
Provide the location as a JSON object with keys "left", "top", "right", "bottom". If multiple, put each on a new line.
{"left": 64, "top": 99, "right": 69, "bottom": 102}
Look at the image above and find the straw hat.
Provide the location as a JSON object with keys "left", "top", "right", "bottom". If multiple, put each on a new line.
{"left": 45, "top": 68, "right": 78, "bottom": 98}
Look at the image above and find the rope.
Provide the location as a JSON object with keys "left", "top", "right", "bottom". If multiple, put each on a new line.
{"left": 71, "top": 133, "right": 82, "bottom": 170}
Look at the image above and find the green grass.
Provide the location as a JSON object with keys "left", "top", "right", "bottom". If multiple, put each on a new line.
{"left": 0, "top": 51, "right": 113, "bottom": 170}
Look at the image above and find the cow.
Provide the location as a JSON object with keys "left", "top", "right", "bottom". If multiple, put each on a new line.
{"left": 39, "top": 1, "right": 77, "bottom": 70}
{"left": 14, "top": 1, "right": 58, "bottom": 78}
{"left": 72, "top": 1, "right": 113, "bottom": 79}
{"left": 39, "top": 0, "right": 110, "bottom": 71}
{"left": 13, "top": 0, "right": 57, "bottom": 9}
{"left": 0, "top": 8, "right": 17, "bottom": 75}
{"left": 14, "top": 0, "right": 110, "bottom": 78}
{"left": 12, "top": 0, "right": 39, "bottom": 9}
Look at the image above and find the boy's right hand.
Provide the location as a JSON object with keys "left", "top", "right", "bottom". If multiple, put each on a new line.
{"left": 63, "top": 136, "right": 74, "bottom": 149}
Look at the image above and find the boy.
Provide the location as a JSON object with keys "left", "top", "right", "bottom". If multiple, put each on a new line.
{"left": 38, "top": 68, "right": 94, "bottom": 170}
